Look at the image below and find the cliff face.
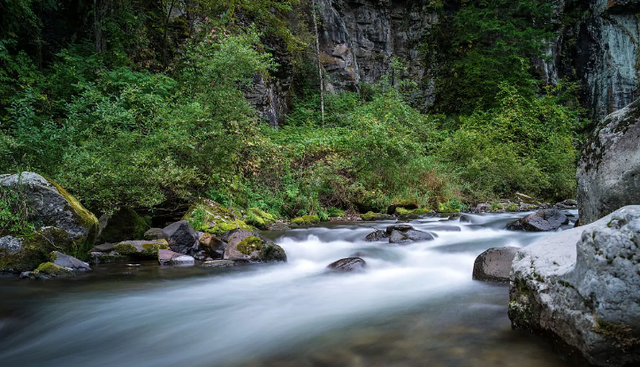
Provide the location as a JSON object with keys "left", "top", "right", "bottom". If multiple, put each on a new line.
{"left": 255, "top": 0, "right": 640, "bottom": 123}
{"left": 315, "top": 0, "right": 436, "bottom": 107}
{"left": 313, "top": 0, "right": 640, "bottom": 117}
{"left": 552, "top": 0, "right": 640, "bottom": 119}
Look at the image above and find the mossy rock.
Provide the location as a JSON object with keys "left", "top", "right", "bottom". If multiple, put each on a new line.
{"left": 113, "top": 243, "right": 138, "bottom": 256}
{"left": 1, "top": 227, "right": 79, "bottom": 273}
{"left": 90, "top": 252, "right": 128, "bottom": 265}
{"left": 235, "top": 235, "right": 286, "bottom": 262}
{"left": 32, "top": 262, "right": 75, "bottom": 279}
{"left": 396, "top": 207, "right": 433, "bottom": 219}
{"left": 114, "top": 239, "right": 169, "bottom": 258}
{"left": 237, "top": 236, "right": 264, "bottom": 256}
{"left": 244, "top": 208, "right": 276, "bottom": 230}
{"left": 223, "top": 229, "right": 287, "bottom": 262}
{"left": 0, "top": 172, "right": 99, "bottom": 261}
{"left": 290, "top": 215, "right": 320, "bottom": 226}
{"left": 360, "top": 211, "right": 392, "bottom": 221}
{"left": 97, "top": 207, "right": 150, "bottom": 243}
{"left": 183, "top": 199, "right": 253, "bottom": 235}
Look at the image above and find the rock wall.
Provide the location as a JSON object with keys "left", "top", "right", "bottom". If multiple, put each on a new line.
{"left": 316, "top": 0, "right": 436, "bottom": 107}
{"left": 249, "top": 0, "right": 640, "bottom": 122}
{"left": 541, "top": 0, "right": 640, "bottom": 119}
{"left": 577, "top": 97, "right": 640, "bottom": 225}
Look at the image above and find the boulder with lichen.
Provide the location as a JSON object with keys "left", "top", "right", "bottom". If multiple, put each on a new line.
{"left": 0, "top": 172, "right": 99, "bottom": 273}
{"left": 222, "top": 229, "right": 286, "bottom": 262}
{"left": 509, "top": 206, "right": 640, "bottom": 366}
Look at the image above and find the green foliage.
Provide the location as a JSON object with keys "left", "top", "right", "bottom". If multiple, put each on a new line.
{"left": 291, "top": 215, "right": 320, "bottom": 225}
{"left": 0, "top": 185, "right": 36, "bottom": 236}
{"left": 438, "top": 198, "right": 465, "bottom": 213}
{"left": 436, "top": 84, "right": 579, "bottom": 200}
{"left": 237, "top": 236, "right": 263, "bottom": 255}
{"left": 424, "top": 0, "right": 555, "bottom": 113}
{"left": 245, "top": 207, "right": 276, "bottom": 229}
{"left": 327, "top": 208, "right": 344, "bottom": 217}
{"left": 0, "top": 0, "right": 585, "bottom": 223}
{"left": 34, "top": 262, "right": 74, "bottom": 277}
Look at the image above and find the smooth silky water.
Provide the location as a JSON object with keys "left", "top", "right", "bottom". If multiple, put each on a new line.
{"left": 0, "top": 212, "right": 578, "bottom": 367}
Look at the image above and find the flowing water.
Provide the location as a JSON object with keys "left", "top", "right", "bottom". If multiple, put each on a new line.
{"left": 0, "top": 212, "right": 579, "bottom": 367}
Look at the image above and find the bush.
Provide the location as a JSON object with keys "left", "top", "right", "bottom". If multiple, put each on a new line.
{"left": 0, "top": 185, "right": 36, "bottom": 236}
{"left": 435, "top": 84, "right": 579, "bottom": 201}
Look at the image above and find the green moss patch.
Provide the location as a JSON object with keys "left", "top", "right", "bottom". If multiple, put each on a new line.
{"left": 237, "top": 236, "right": 264, "bottom": 255}
{"left": 396, "top": 207, "right": 432, "bottom": 217}
{"left": 114, "top": 240, "right": 168, "bottom": 257}
{"left": 33, "top": 262, "right": 74, "bottom": 278}
{"left": 244, "top": 208, "right": 276, "bottom": 230}
{"left": 395, "top": 199, "right": 418, "bottom": 208}
{"left": 48, "top": 179, "right": 99, "bottom": 257}
{"left": 113, "top": 243, "right": 138, "bottom": 256}
{"left": 183, "top": 200, "right": 253, "bottom": 235}
{"left": 12, "top": 227, "right": 74, "bottom": 272}
{"left": 360, "top": 211, "right": 391, "bottom": 221}
{"left": 291, "top": 215, "right": 320, "bottom": 226}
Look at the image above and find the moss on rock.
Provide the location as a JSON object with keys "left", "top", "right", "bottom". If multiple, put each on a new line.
{"left": 114, "top": 240, "right": 168, "bottom": 258}
{"left": 360, "top": 211, "right": 392, "bottom": 221}
{"left": 48, "top": 179, "right": 99, "bottom": 258}
{"left": 245, "top": 208, "right": 276, "bottom": 230}
{"left": 396, "top": 207, "right": 432, "bottom": 217}
{"left": 291, "top": 215, "right": 320, "bottom": 226}
{"left": 237, "top": 236, "right": 263, "bottom": 255}
{"left": 113, "top": 243, "right": 138, "bottom": 256}
{"left": 4, "top": 227, "right": 75, "bottom": 273}
{"left": 33, "top": 262, "right": 74, "bottom": 278}
{"left": 183, "top": 200, "right": 253, "bottom": 235}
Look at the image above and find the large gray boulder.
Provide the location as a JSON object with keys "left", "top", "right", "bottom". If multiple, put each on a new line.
{"left": 577, "top": 98, "right": 640, "bottom": 225}
{"left": 509, "top": 206, "right": 640, "bottom": 366}
{"left": 0, "top": 172, "right": 98, "bottom": 271}
{"left": 222, "top": 229, "right": 286, "bottom": 263}
{"left": 0, "top": 172, "right": 98, "bottom": 241}
{"left": 472, "top": 247, "right": 518, "bottom": 282}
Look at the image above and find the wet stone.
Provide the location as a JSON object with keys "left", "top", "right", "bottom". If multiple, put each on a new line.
{"left": 326, "top": 257, "right": 366, "bottom": 273}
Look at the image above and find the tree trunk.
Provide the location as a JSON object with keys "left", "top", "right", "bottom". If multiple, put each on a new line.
{"left": 94, "top": 0, "right": 106, "bottom": 53}
{"left": 311, "top": 0, "right": 325, "bottom": 126}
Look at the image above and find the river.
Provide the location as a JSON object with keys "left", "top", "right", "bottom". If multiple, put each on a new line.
{"left": 0, "top": 211, "right": 579, "bottom": 367}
